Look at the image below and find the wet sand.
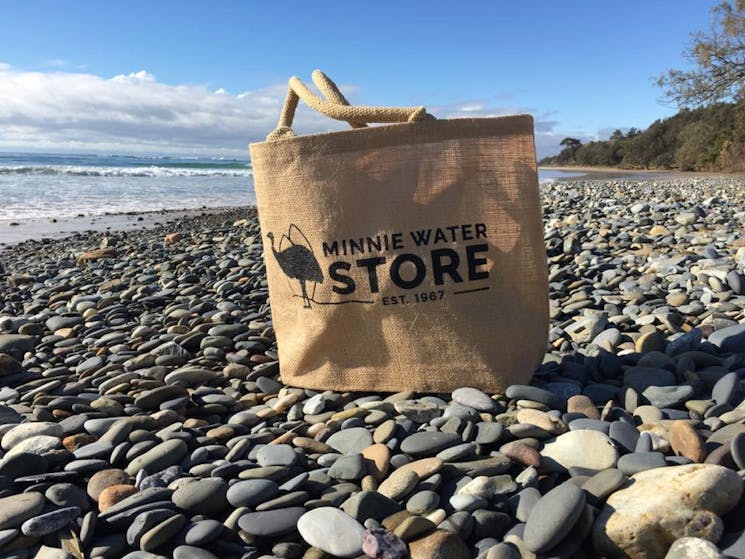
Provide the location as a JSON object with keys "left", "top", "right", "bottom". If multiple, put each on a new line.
{"left": 0, "top": 206, "right": 243, "bottom": 250}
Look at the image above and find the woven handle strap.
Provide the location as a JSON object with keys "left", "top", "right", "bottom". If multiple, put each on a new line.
{"left": 268, "top": 69, "right": 433, "bottom": 140}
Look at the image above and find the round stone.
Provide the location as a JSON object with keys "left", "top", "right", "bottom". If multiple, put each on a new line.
{"left": 172, "top": 479, "right": 228, "bottom": 515}
{"left": 617, "top": 452, "right": 668, "bottom": 475}
{"left": 665, "top": 536, "right": 724, "bottom": 559}
{"left": 183, "top": 519, "right": 224, "bottom": 546}
{"left": 524, "top": 483, "right": 586, "bottom": 553}
{"left": 88, "top": 468, "right": 131, "bottom": 501}
{"left": 256, "top": 444, "right": 297, "bottom": 467}
{"left": 540, "top": 430, "right": 619, "bottom": 474}
{"left": 668, "top": 420, "right": 706, "bottom": 463}
{"left": 173, "top": 545, "right": 218, "bottom": 559}
{"left": 297, "top": 507, "right": 366, "bottom": 558}
{"left": 505, "top": 385, "right": 561, "bottom": 408}
{"left": 362, "top": 528, "right": 408, "bottom": 559}
{"left": 226, "top": 479, "right": 279, "bottom": 507}
{"left": 408, "top": 529, "right": 470, "bottom": 559}
{"left": 731, "top": 432, "right": 745, "bottom": 470}
{"left": 394, "top": 400, "right": 442, "bottom": 423}
{"left": 140, "top": 514, "right": 187, "bottom": 552}
{"left": 341, "top": 490, "right": 400, "bottom": 522}
{"left": 239, "top": 507, "right": 307, "bottom": 537}
{"left": 378, "top": 469, "right": 419, "bottom": 501}
{"left": 21, "top": 506, "right": 81, "bottom": 537}
{"left": 624, "top": 367, "right": 676, "bottom": 393}
{"left": 99, "top": 485, "right": 138, "bottom": 512}
{"left": 712, "top": 372, "right": 739, "bottom": 406}
{"left": 326, "top": 428, "right": 374, "bottom": 455}
{"left": 1, "top": 422, "right": 63, "bottom": 450}
{"left": 582, "top": 468, "right": 627, "bottom": 503}
{"left": 400, "top": 432, "right": 461, "bottom": 457}
{"left": 45, "top": 483, "right": 89, "bottom": 511}
{"left": 406, "top": 491, "right": 440, "bottom": 515}
{"left": 593, "top": 464, "right": 743, "bottom": 558}
{"left": 0, "top": 492, "right": 45, "bottom": 529}
{"left": 125, "top": 439, "right": 188, "bottom": 476}
{"left": 451, "top": 387, "right": 495, "bottom": 412}
{"left": 328, "top": 454, "right": 367, "bottom": 481}
{"left": 5, "top": 435, "right": 61, "bottom": 457}
{"left": 642, "top": 385, "right": 694, "bottom": 409}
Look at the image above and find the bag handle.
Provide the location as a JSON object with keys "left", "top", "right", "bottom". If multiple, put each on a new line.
{"left": 268, "top": 69, "right": 433, "bottom": 140}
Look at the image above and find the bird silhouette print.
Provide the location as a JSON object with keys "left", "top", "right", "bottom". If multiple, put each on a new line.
{"left": 267, "top": 225, "right": 323, "bottom": 308}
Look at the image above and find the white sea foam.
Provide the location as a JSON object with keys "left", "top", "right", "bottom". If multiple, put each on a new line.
{"left": 0, "top": 165, "right": 253, "bottom": 177}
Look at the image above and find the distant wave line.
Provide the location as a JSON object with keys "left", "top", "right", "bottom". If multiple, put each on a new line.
{"left": 0, "top": 165, "right": 253, "bottom": 177}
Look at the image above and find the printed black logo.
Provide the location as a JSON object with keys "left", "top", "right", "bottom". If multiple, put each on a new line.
{"left": 268, "top": 222, "right": 491, "bottom": 308}
{"left": 267, "top": 225, "right": 324, "bottom": 308}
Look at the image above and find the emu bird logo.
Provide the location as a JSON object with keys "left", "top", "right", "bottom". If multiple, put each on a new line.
{"left": 267, "top": 225, "right": 323, "bottom": 308}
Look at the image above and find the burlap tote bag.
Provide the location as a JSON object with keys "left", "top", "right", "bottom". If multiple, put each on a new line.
{"left": 249, "top": 70, "right": 548, "bottom": 393}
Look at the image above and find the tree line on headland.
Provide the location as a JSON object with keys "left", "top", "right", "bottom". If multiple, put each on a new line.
{"left": 539, "top": 1, "right": 745, "bottom": 172}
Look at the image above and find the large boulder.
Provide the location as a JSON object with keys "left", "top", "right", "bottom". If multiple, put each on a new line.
{"left": 593, "top": 464, "right": 742, "bottom": 559}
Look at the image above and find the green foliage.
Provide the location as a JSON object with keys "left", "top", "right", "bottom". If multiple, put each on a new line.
{"left": 538, "top": 101, "right": 745, "bottom": 172}
{"left": 539, "top": 2, "right": 745, "bottom": 172}
{"left": 657, "top": 0, "right": 745, "bottom": 106}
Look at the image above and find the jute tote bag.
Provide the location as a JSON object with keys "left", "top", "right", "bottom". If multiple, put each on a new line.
{"left": 249, "top": 70, "right": 548, "bottom": 393}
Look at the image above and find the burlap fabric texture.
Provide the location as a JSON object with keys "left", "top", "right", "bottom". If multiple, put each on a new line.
{"left": 249, "top": 70, "right": 548, "bottom": 392}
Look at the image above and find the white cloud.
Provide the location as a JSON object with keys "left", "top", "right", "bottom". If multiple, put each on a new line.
{"left": 111, "top": 70, "right": 156, "bottom": 84}
{"left": 43, "top": 59, "right": 88, "bottom": 70}
{"left": 0, "top": 64, "right": 348, "bottom": 157}
{"left": 433, "top": 101, "right": 569, "bottom": 158}
{"left": 0, "top": 64, "right": 568, "bottom": 158}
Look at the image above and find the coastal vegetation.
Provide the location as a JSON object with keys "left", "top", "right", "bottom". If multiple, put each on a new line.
{"left": 540, "top": 0, "right": 745, "bottom": 172}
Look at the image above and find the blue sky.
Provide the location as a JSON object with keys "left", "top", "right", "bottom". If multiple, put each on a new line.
{"left": 0, "top": 0, "right": 716, "bottom": 157}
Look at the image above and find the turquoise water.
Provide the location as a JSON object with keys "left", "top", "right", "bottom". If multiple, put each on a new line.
{"left": 0, "top": 152, "right": 254, "bottom": 221}
{"left": 0, "top": 152, "right": 572, "bottom": 222}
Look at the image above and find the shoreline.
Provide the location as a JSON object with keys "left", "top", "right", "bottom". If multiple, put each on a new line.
{"left": 540, "top": 165, "right": 745, "bottom": 178}
{"left": 0, "top": 205, "right": 251, "bottom": 251}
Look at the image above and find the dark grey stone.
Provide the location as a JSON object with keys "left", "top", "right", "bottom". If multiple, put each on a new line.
{"left": 171, "top": 478, "right": 228, "bottom": 515}
{"left": 127, "top": 509, "right": 178, "bottom": 547}
{"left": 341, "top": 490, "right": 401, "bottom": 522}
{"left": 237, "top": 507, "right": 306, "bottom": 537}
{"left": 184, "top": 519, "right": 223, "bottom": 546}
{"left": 226, "top": 479, "right": 279, "bottom": 507}
{"left": 325, "top": 428, "right": 373, "bottom": 455}
{"left": 609, "top": 420, "right": 640, "bottom": 453}
{"left": 624, "top": 367, "right": 676, "bottom": 392}
{"left": 731, "top": 432, "right": 745, "bottom": 470}
{"left": 21, "top": 506, "right": 80, "bottom": 537}
{"left": 642, "top": 385, "right": 694, "bottom": 408}
{"left": 505, "top": 385, "right": 561, "bottom": 408}
{"left": 709, "top": 325, "right": 745, "bottom": 353}
{"left": 523, "top": 482, "right": 586, "bottom": 553}
{"left": 173, "top": 545, "right": 218, "bottom": 559}
{"left": 712, "top": 372, "right": 739, "bottom": 406}
{"left": 568, "top": 418, "right": 611, "bottom": 434}
{"left": 474, "top": 422, "right": 504, "bottom": 445}
{"left": 617, "top": 452, "right": 668, "bottom": 475}
{"left": 400, "top": 431, "right": 462, "bottom": 457}
{"left": 327, "top": 453, "right": 366, "bottom": 481}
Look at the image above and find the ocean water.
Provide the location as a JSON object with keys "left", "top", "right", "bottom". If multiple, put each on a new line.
{"left": 0, "top": 152, "right": 571, "bottom": 222}
{"left": 0, "top": 152, "right": 254, "bottom": 222}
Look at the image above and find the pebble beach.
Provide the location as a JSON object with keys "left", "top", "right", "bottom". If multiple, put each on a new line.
{"left": 0, "top": 176, "right": 745, "bottom": 559}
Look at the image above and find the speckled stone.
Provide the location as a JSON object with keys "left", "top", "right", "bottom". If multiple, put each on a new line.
{"left": 594, "top": 464, "right": 743, "bottom": 559}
